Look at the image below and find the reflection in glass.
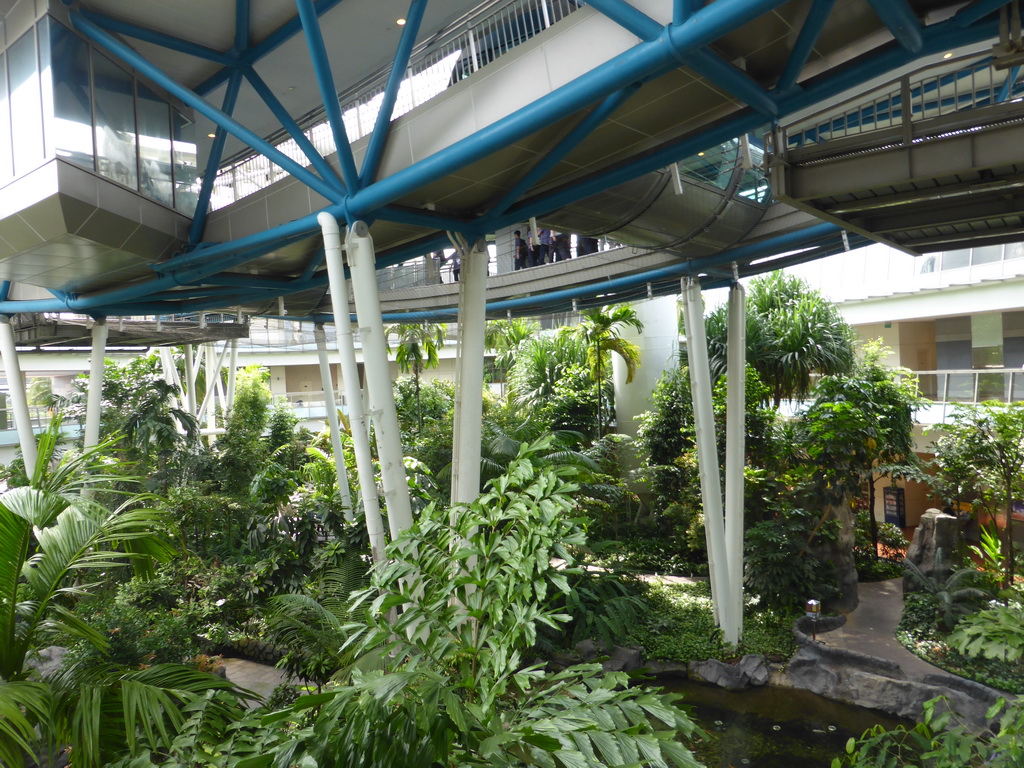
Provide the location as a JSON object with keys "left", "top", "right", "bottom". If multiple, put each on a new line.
{"left": 0, "top": 55, "right": 12, "bottom": 181}
{"left": 972, "top": 245, "right": 1002, "bottom": 265}
{"left": 138, "top": 83, "right": 172, "bottom": 206}
{"left": 50, "top": 21, "right": 93, "bottom": 171}
{"left": 93, "top": 52, "right": 137, "bottom": 189}
{"left": 172, "top": 110, "right": 197, "bottom": 215}
{"left": 9, "top": 30, "right": 44, "bottom": 177}
{"left": 941, "top": 249, "right": 970, "bottom": 270}
{"left": 946, "top": 373, "right": 974, "bottom": 402}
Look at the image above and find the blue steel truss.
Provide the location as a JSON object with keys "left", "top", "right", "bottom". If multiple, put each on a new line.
{"left": 0, "top": 0, "right": 1009, "bottom": 318}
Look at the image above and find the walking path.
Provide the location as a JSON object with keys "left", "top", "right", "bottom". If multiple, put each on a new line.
{"left": 815, "top": 578, "right": 947, "bottom": 681}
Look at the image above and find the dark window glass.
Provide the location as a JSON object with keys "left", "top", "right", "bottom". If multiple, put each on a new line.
{"left": 93, "top": 51, "right": 137, "bottom": 189}
{"left": 137, "top": 83, "right": 172, "bottom": 206}
{"left": 49, "top": 20, "right": 93, "bottom": 170}
{"left": 172, "top": 109, "right": 197, "bottom": 215}
{"left": 9, "top": 29, "right": 44, "bottom": 176}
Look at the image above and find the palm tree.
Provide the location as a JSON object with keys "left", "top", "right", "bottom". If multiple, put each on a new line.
{"left": 386, "top": 322, "right": 447, "bottom": 431}
{"left": 702, "top": 271, "right": 855, "bottom": 407}
{"left": 484, "top": 317, "right": 540, "bottom": 380}
{"left": 0, "top": 420, "right": 243, "bottom": 768}
{"left": 563, "top": 305, "right": 643, "bottom": 434}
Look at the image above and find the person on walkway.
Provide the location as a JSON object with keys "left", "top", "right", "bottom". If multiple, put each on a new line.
{"left": 577, "top": 236, "right": 599, "bottom": 256}
{"left": 554, "top": 232, "right": 572, "bottom": 261}
{"left": 538, "top": 228, "right": 552, "bottom": 264}
{"left": 514, "top": 230, "right": 529, "bottom": 270}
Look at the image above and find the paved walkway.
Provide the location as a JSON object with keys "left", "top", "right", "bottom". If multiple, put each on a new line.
{"left": 815, "top": 578, "right": 947, "bottom": 681}
{"left": 221, "top": 657, "right": 302, "bottom": 704}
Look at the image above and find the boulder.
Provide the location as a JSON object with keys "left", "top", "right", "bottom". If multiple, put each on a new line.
{"left": 27, "top": 646, "right": 67, "bottom": 678}
{"left": 688, "top": 654, "right": 770, "bottom": 690}
{"left": 603, "top": 645, "right": 643, "bottom": 672}
{"left": 904, "top": 509, "right": 960, "bottom": 590}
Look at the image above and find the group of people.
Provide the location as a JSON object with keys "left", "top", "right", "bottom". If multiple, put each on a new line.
{"left": 513, "top": 228, "right": 599, "bottom": 270}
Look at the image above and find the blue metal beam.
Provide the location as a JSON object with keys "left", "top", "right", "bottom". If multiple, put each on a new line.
{"left": 865, "top": 0, "right": 923, "bottom": 53}
{"left": 776, "top": 0, "right": 836, "bottom": 92}
{"left": 295, "top": 0, "right": 361, "bottom": 193}
{"left": 586, "top": 0, "right": 661, "bottom": 39}
{"left": 72, "top": 12, "right": 344, "bottom": 206}
{"left": 998, "top": 65, "right": 1021, "bottom": 102}
{"left": 361, "top": 0, "right": 429, "bottom": 186}
{"left": 302, "top": 246, "right": 327, "bottom": 280}
{"left": 346, "top": 0, "right": 791, "bottom": 218}
{"left": 78, "top": 10, "right": 237, "bottom": 66}
{"left": 194, "top": 0, "right": 346, "bottom": 96}
{"left": 685, "top": 48, "right": 778, "bottom": 116}
{"left": 190, "top": 70, "right": 244, "bottom": 244}
{"left": 955, "top": 0, "right": 1012, "bottom": 27}
{"left": 490, "top": 84, "right": 640, "bottom": 217}
{"left": 0, "top": 281, "right": 9, "bottom": 302}
{"left": 497, "top": 13, "right": 999, "bottom": 230}
{"left": 243, "top": 66, "right": 343, "bottom": 189}
{"left": 675, "top": 0, "right": 703, "bottom": 26}
{"left": 235, "top": 0, "right": 251, "bottom": 52}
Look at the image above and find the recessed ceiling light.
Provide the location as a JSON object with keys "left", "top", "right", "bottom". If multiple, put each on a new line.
{"left": 697, "top": 151, "right": 705, "bottom": 156}
{"left": 207, "top": 132, "right": 216, "bottom": 138}
{"left": 943, "top": 52, "right": 953, "bottom": 59}
{"left": 396, "top": 17, "right": 406, "bottom": 25}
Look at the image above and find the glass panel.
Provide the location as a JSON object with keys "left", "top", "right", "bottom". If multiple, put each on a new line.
{"left": 972, "top": 313, "right": 1003, "bottom": 369}
{"left": 977, "top": 372, "right": 1005, "bottom": 402}
{"left": 0, "top": 54, "right": 12, "bottom": 181}
{"left": 49, "top": 20, "right": 93, "bottom": 170}
{"left": 9, "top": 29, "right": 44, "bottom": 176}
{"left": 946, "top": 373, "right": 974, "bottom": 402}
{"left": 1006, "top": 242, "right": 1024, "bottom": 260}
{"left": 941, "top": 249, "right": 970, "bottom": 270}
{"left": 93, "top": 52, "right": 137, "bottom": 189}
{"left": 137, "top": 83, "right": 172, "bottom": 206}
{"left": 972, "top": 245, "right": 1002, "bottom": 265}
{"left": 1011, "top": 372, "right": 1024, "bottom": 402}
{"left": 172, "top": 109, "right": 197, "bottom": 215}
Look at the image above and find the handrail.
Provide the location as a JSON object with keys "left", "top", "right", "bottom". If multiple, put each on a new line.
{"left": 210, "top": 0, "right": 580, "bottom": 211}
{"left": 781, "top": 51, "right": 1023, "bottom": 151}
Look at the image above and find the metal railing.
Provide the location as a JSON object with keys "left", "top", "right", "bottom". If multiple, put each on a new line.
{"left": 783, "top": 52, "right": 1024, "bottom": 150}
{"left": 909, "top": 368, "right": 1024, "bottom": 407}
{"left": 210, "top": 0, "right": 581, "bottom": 211}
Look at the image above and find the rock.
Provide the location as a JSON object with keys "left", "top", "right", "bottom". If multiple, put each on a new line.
{"left": 737, "top": 654, "right": 770, "bottom": 686}
{"left": 574, "top": 638, "right": 599, "bottom": 662}
{"left": 603, "top": 645, "right": 642, "bottom": 672}
{"left": 27, "top": 646, "right": 67, "bottom": 678}
{"left": 784, "top": 646, "right": 840, "bottom": 692}
{"left": 904, "top": 509, "right": 959, "bottom": 590}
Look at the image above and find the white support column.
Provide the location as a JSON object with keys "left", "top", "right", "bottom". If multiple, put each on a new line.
{"left": 724, "top": 281, "right": 747, "bottom": 646}
{"left": 315, "top": 322, "right": 355, "bottom": 521}
{"left": 197, "top": 341, "right": 231, "bottom": 427}
{"left": 450, "top": 237, "right": 488, "bottom": 505}
{"left": 183, "top": 343, "right": 197, "bottom": 417}
{"left": 319, "top": 212, "right": 387, "bottom": 565}
{"left": 84, "top": 319, "right": 109, "bottom": 449}
{"left": 346, "top": 220, "right": 414, "bottom": 536}
{"left": 680, "top": 277, "right": 731, "bottom": 635}
{"left": 226, "top": 339, "right": 238, "bottom": 415}
{"left": 0, "top": 316, "right": 37, "bottom": 471}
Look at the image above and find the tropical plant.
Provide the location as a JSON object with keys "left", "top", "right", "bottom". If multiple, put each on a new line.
{"left": 948, "top": 602, "right": 1024, "bottom": 662}
{"left": 219, "top": 364, "right": 272, "bottom": 492}
{"left": 260, "top": 437, "right": 704, "bottom": 768}
{"left": 485, "top": 317, "right": 539, "bottom": 378}
{"left": 930, "top": 402, "right": 1024, "bottom": 588}
{"left": 505, "top": 331, "right": 590, "bottom": 414}
{"left": 833, "top": 695, "right": 1024, "bottom": 767}
{"left": 386, "top": 321, "right": 447, "bottom": 430}
{"left": 563, "top": 305, "right": 643, "bottom": 434}
{"left": 902, "top": 557, "right": 993, "bottom": 632}
{"left": 702, "top": 271, "right": 855, "bottom": 407}
{"left": 0, "top": 422, "right": 243, "bottom": 768}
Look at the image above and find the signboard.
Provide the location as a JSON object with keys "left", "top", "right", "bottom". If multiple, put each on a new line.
{"left": 883, "top": 486, "right": 906, "bottom": 527}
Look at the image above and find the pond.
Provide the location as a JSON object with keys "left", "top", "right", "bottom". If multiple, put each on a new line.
{"left": 665, "top": 680, "right": 910, "bottom": 767}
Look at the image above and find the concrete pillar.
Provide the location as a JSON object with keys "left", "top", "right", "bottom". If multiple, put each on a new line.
{"left": 0, "top": 316, "right": 37, "bottom": 470}
{"left": 84, "top": 319, "right": 108, "bottom": 448}
{"left": 612, "top": 295, "right": 679, "bottom": 437}
{"left": 451, "top": 238, "right": 488, "bottom": 505}
{"left": 346, "top": 220, "right": 414, "bottom": 537}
